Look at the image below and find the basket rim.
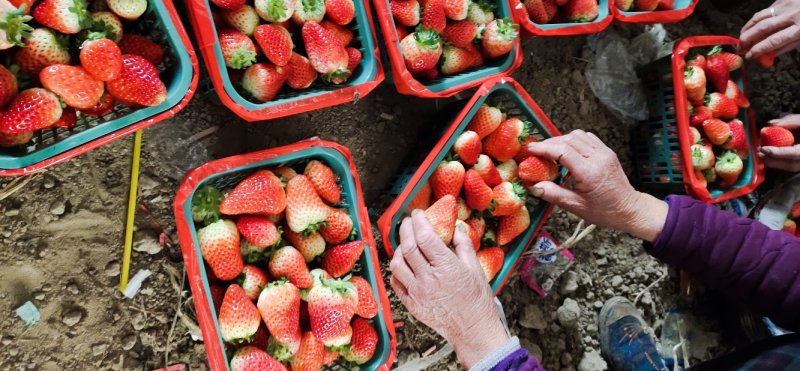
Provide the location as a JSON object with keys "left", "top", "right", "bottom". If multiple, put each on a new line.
{"left": 613, "top": 0, "right": 698, "bottom": 24}
{"left": 511, "top": 0, "right": 613, "bottom": 37}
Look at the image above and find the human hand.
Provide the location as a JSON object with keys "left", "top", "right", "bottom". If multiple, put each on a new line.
{"left": 526, "top": 130, "right": 668, "bottom": 242}
{"left": 389, "top": 211, "right": 509, "bottom": 368}
{"left": 759, "top": 114, "right": 800, "bottom": 172}
{"left": 740, "top": 0, "right": 800, "bottom": 59}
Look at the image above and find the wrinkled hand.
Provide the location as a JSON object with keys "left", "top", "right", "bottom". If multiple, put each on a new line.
{"left": 389, "top": 211, "right": 509, "bottom": 368}
{"left": 760, "top": 114, "right": 800, "bottom": 172}
{"left": 740, "top": 0, "right": 800, "bottom": 59}
{"left": 527, "top": 130, "right": 667, "bottom": 242}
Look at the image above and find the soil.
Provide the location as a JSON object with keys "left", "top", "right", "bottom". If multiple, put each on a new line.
{"left": 1, "top": 0, "right": 799, "bottom": 369}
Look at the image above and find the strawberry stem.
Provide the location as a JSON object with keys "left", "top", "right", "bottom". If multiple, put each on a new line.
{"left": 0, "top": 7, "right": 33, "bottom": 47}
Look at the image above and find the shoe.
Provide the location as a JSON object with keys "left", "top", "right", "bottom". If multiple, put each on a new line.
{"left": 598, "top": 296, "right": 668, "bottom": 371}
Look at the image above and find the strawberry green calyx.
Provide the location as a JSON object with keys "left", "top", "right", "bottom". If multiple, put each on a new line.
{"left": 703, "top": 168, "right": 717, "bottom": 183}
{"left": 0, "top": 7, "right": 33, "bottom": 47}
{"left": 229, "top": 48, "right": 257, "bottom": 69}
{"left": 86, "top": 15, "right": 119, "bottom": 41}
{"left": 70, "top": 0, "right": 91, "bottom": 29}
{"left": 494, "top": 18, "right": 519, "bottom": 40}
{"left": 706, "top": 45, "right": 722, "bottom": 57}
{"left": 267, "top": 337, "right": 295, "bottom": 362}
{"left": 301, "top": 220, "right": 328, "bottom": 236}
{"left": 510, "top": 180, "right": 527, "bottom": 198}
{"left": 267, "top": 0, "right": 289, "bottom": 21}
{"left": 320, "top": 276, "right": 356, "bottom": 294}
{"left": 414, "top": 26, "right": 442, "bottom": 50}
{"left": 517, "top": 120, "right": 532, "bottom": 143}
{"left": 481, "top": 228, "right": 496, "bottom": 247}
{"left": 321, "top": 69, "right": 350, "bottom": 85}
{"left": 191, "top": 185, "right": 223, "bottom": 225}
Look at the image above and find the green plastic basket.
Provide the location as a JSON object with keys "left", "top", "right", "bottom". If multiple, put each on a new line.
{"left": 0, "top": 0, "right": 195, "bottom": 174}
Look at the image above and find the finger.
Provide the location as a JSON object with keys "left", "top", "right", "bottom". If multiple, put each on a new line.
{"left": 760, "top": 145, "right": 800, "bottom": 160}
{"left": 527, "top": 140, "right": 592, "bottom": 178}
{"left": 399, "top": 216, "right": 430, "bottom": 273}
{"left": 411, "top": 209, "right": 456, "bottom": 266}
{"left": 390, "top": 276, "right": 408, "bottom": 298}
{"left": 565, "top": 130, "right": 599, "bottom": 155}
{"left": 390, "top": 246, "right": 416, "bottom": 288}
{"left": 530, "top": 180, "right": 581, "bottom": 208}
{"left": 453, "top": 221, "right": 482, "bottom": 274}
{"left": 769, "top": 114, "right": 800, "bottom": 128}
{"left": 741, "top": 8, "right": 773, "bottom": 37}
{"left": 740, "top": 17, "right": 793, "bottom": 58}
{"left": 747, "top": 24, "right": 800, "bottom": 59}
{"left": 585, "top": 132, "right": 605, "bottom": 148}
{"left": 763, "top": 157, "right": 800, "bottom": 172}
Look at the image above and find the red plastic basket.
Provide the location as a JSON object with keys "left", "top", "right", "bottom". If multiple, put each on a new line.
{"left": 612, "top": 0, "right": 698, "bottom": 24}
{"left": 511, "top": 0, "right": 613, "bottom": 37}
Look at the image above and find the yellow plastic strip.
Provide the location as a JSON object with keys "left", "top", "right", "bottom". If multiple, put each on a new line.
{"left": 120, "top": 130, "right": 143, "bottom": 292}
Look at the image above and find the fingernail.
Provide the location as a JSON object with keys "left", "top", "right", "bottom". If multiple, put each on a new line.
{"left": 411, "top": 209, "right": 421, "bottom": 216}
{"left": 457, "top": 222, "right": 467, "bottom": 233}
{"left": 532, "top": 186, "right": 544, "bottom": 197}
{"left": 762, "top": 148, "right": 773, "bottom": 155}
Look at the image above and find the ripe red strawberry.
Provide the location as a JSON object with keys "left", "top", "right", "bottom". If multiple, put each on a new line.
{"left": 391, "top": 0, "right": 420, "bottom": 26}
{"left": 657, "top": 0, "right": 674, "bottom": 9}
{"left": 237, "top": 265, "right": 270, "bottom": 301}
{"left": 514, "top": 136, "right": 539, "bottom": 163}
{"left": 444, "top": 0, "right": 468, "bottom": 20}
{"left": 694, "top": 169, "right": 707, "bottom": 188}
{"left": 218, "top": 28, "right": 257, "bottom": 69}
{"left": 453, "top": 131, "right": 482, "bottom": 165}
{"left": 291, "top": 332, "right": 327, "bottom": 370}
{"left": 401, "top": 29, "right": 442, "bottom": 74}
{"left": 270, "top": 246, "right": 313, "bottom": 288}
{"left": 349, "top": 276, "right": 378, "bottom": 318}
{"left": 424, "top": 194, "right": 458, "bottom": 244}
{"left": 33, "top": 0, "right": 89, "bottom": 35}
{"left": 525, "top": 0, "right": 549, "bottom": 23}
{"left": 704, "top": 55, "right": 729, "bottom": 93}
{"left": 440, "top": 44, "right": 473, "bottom": 76}
{"left": 198, "top": 220, "right": 243, "bottom": 280}
{"left": 253, "top": 24, "right": 293, "bottom": 67}
{"left": 442, "top": 20, "right": 477, "bottom": 48}
{"left": 761, "top": 126, "right": 794, "bottom": 147}
{"left": 118, "top": 34, "right": 164, "bottom": 66}
{"left": 40, "top": 64, "right": 103, "bottom": 110}
{"left": 464, "top": 169, "right": 493, "bottom": 211}
{"left": 702, "top": 118, "right": 732, "bottom": 146}
{"left": 218, "top": 284, "right": 260, "bottom": 343}
{"left": 706, "top": 92, "right": 738, "bottom": 119}
{"left": 209, "top": 284, "right": 226, "bottom": 314}
{"left": 321, "top": 240, "right": 364, "bottom": 277}
{"left": 321, "top": 20, "right": 353, "bottom": 46}
{"left": 255, "top": 0, "right": 296, "bottom": 23}
{"left": 302, "top": 21, "right": 350, "bottom": 84}
{"left": 107, "top": 54, "right": 167, "bottom": 106}
{"left": 686, "top": 53, "right": 706, "bottom": 70}
{"left": 484, "top": 118, "right": 530, "bottom": 162}
{"left": 756, "top": 52, "right": 776, "bottom": 68}
{"left": 421, "top": 0, "right": 446, "bottom": 31}
{"left": 497, "top": 159, "right": 518, "bottom": 182}
{"left": 15, "top": 28, "right": 71, "bottom": 74}
{"left": 0, "top": 88, "right": 62, "bottom": 134}
{"left": 518, "top": 156, "right": 559, "bottom": 184}
{"left": 464, "top": 217, "right": 485, "bottom": 250}
{"left": 467, "top": 0, "right": 494, "bottom": 24}
{"left": 77, "top": 91, "right": 115, "bottom": 117}
{"left": 286, "top": 175, "right": 330, "bottom": 234}
{"left": 564, "top": 0, "right": 598, "bottom": 22}
{"left": 476, "top": 247, "right": 504, "bottom": 281}
{"left": 715, "top": 150, "right": 743, "bottom": 184}
{"left": 346, "top": 47, "right": 362, "bottom": 73}
{"left": 491, "top": 181, "right": 525, "bottom": 216}
{"left": 0, "top": 65, "right": 18, "bottom": 107}
{"left": 716, "top": 51, "right": 743, "bottom": 71}
{"left": 292, "top": 0, "right": 325, "bottom": 24}
{"left": 482, "top": 18, "right": 518, "bottom": 59}
{"left": 430, "top": 160, "right": 466, "bottom": 199}
{"left": 308, "top": 277, "right": 357, "bottom": 347}
{"left": 230, "top": 346, "right": 288, "bottom": 371}
{"left": 473, "top": 154, "right": 502, "bottom": 187}
{"left": 237, "top": 215, "right": 281, "bottom": 248}
{"left": 408, "top": 181, "right": 432, "bottom": 212}
{"left": 273, "top": 166, "right": 298, "bottom": 182}
{"left": 634, "top": 0, "right": 658, "bottom": 11}
{"left": 542, "top": 0, "right": 557, "bottom": 19}
{"left": 285, "top": 229, "right": 326, "bottom": 262}
{"left": 325, "top": 0, "right": 354, "bottom": 25}
{"left": 497, "top": 205, "right": 529, "bottom": 245}
{"left": 790, "top": 201, "right": 800, "bottom": 219}
{"left": 0, "top": 130, "right": 32, "bottom": 148}
{"left": 211, "top": 0, "right": 245, "bottom": 10}
{"left": 690, "top": 105, "right": 713, "bottom": 127}
{"left": 726, "top": 119, "right": 748, "bottom": 159}
{"left": 615, "top": 0, "right": 633, "bottom": 11}
{"left": 724, "top": 80, "right": 750, "bottom": 108}
{"left": 784, "top": 219, "right": 797, "bottom": 235}
{"left": 305, "top": 160, "right": 341, "bottom": 204}
{"left": 53, "top": 107, "right": 77, "bottom": 129}
{"left": 344, "top": 318, "right": 378, "bottom": 364}
{"left": 221, "top": 5, "right": 259, "bottom": 35}
{"left": 220, "top": 170, "right": 286, "bottom": 215}
{"left": 691, "top": 143, "right": 714, "bottom": 170}
{"left": 683, "top": 66, "right": 706, "bottom": 104}
{"left": 468, "top": 105, "right": 504, "bottom": 139}
{"left": 80, "top": 37, "right": 123, "bottom": 81}
{"left": 242, "top": 63, "right": 287, "bottom": 102}
{"left": 86, "top": 11, "right": 123, "bottom": 42}
{"left": 106, "top": 0, "right": 146, "bottom": 20}
{"left": 257, "top": 279, "right": 302, "bottom": 360}
{"left": 320, "top": 207, "right": 354, "bottom": 244}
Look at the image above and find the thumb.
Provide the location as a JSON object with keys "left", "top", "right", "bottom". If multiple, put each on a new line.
{"left": 453, "top": 221, "right": 482, "bottom": 274}
{"left": 769, "top": 114, "right": 800, "bottom": 129}
{"left": 530, "top": 181, "right": 580, "bottom": 207}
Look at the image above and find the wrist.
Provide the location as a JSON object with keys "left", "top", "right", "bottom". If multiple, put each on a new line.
{"left": 620, "top": 192, "right": 668, "bottom": 242}
{"left": 451, "top": 316, "right": 510, "bottom": 369}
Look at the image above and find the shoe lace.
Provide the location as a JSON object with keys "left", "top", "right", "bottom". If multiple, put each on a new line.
{"left": 618, "top": 323, "right": 668, "bottom": 371}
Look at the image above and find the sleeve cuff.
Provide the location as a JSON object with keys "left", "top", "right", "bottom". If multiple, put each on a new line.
{"left": 468, "top": 336, "right": 521, "bottom": 371}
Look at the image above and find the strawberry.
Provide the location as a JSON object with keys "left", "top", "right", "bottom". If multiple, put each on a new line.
{"left": 322, "top": 240, "right": 364, "bottom": 277}
{"left": 784, "top": 219, "right": 797, "bottom": 235}
{"left": 657, "top": 0, "right": 674, "bottom": 9}
{"left": 724, "top": 80, "right": 750, "bottom": 108}
{"left": 464, "top": 169, "right": 493, "bottom": 211}
{"left": 440, "top": 44, "right": 473, "bottom": 76}
{"left": 86, "top": 11, "right": 123, "bottom": 42}
{"left": 230, "top": 346, "right": 288, "bottom": 371}
{"left": 694, "top": 169, "right": 707, "bottom": 188}
{"left": 430, "top": 160, "right": 466, "bottom": 199}
{"left": 408, "top": 181, "right": 432, "bottom": 212}
{"left": 497, "top": 205, "right": 529, "bottom": 245}
{"left": 238, "top": 265, "right": 270, "bottom": 301}
{"left": 107, "top": 54, "right": 167, "bottom": 106}
{"left": 634, "top": 0, "right": 658, "bottom": 11}
{"left": 302, "top": 21, "right": 351, "bottom": 84}
{"left": 414, "top": 67, "right": 439, "bottom": 80}
{"left": 242, "top": 63, "right": 287, "bottom": 102}
{"left": 0, "top": 88, "right": 62, "bottom": 134}
{"left": 444, "top": 0, "right": 468, "bottom": 20}
{"left": 254, "top": 0, "right": 296, "bottom": 23}
{"left": 715, "top": 51, "right": 743, "bottom": 72}
{"left": 257, "top": 279, "right": 302, "bottom": 360}
{"left": 790, "top": 201, "right": 800, "bottom": 219}
{"left": 542, "top": 0, "right": 557, "bottom": 19}
{"left": 715, "top": 150, "right": 743, "bottom": 185}
{"left": 33, "top": 0, "right": 88, "bottom": 35}
{"left": 706, "top": 92, "right": 738, "bottom": 119}
{"left": 476, "top": 247, "right": 504, "bottom": 281}
{"left": 518, "top": 156, "right": 559, "bottom": 184}
{"left": 237, "top": 215, "right": 281, "bottom": 248}
{"left": 689, "top": 126, "right": 701, "bottom": 144}
{"left": 525, "top": 0, "right": 548, "bottom": 23}
{"left": 252, "top": 24, "right": 293, "bottom": 67}
{"left": 346, "top": 47, "right": 362, "bottom": 73}
{"left": 481, "top": 18, "right": 518, "bottom": 59}
{"left": 484, "top": 118, "right": 530, "bottom": 162}
{"left": 496, "top": 159, "right": 518, "bottom": 182}
{"left": 118, "top": 34, "right": 164, "bottom": 66}
{"left": 245, "top": 323, "right": 270, "bottom": 350}
{"left": 691, "top": 143, "right": 714, "bottom": 171}
{"left": 53, "top": 107, "right": 77, "bottom": 129}
{"left": 39, "top": 65, "right": 103, "bottom": 110}
{"left": 703, "top": 168, "right": 717, "bottom": 183}
{"left": 305, "top": 160, "right": 341, "bottom": 204}
{"left": 344, "top": 318, "right": 378, "bottom": 364}
{"left": 0, "top": 2, "right": 33, "bottom": 50}
{"left": 690, "top": 105, "right": 713, "bottom": 127}
{"left": 14, "top": 28, "right": 70, "bottom": 74}
{"left": 319, "top": 207, "right": 354, "bottom": 245}
{"left": 456, "top": 197, "right": 470, "bottom": 220}
{"left": 424, "top": 194, "right": 458, "bottom": 244}
{"left": 292, "top": 0, "right": 325, "bottom": 25}
{"left": 0, "top": 130, "right": 32, "bottom": 148}
{"left": 686, "top": 53, "right": 706, "bottom": 70}
{"left": 221, "top": 5, "right": 259, "bottom": 35}
{"left": 307, "top": 277, "right": 357, "bottom": 347}
{"left": 349, "top": 276, "right": 378, "bottom": 319}
{"left": 211, "top": 0, "right": 245, "bottom": 10}
{"left": 218, "top": 284, "right": 261, "bottom": 343}
{"left": 702, "top": 118, "right": 731, "bottom": 146}
{"left": 615, "top": 0, "right": 633, "bottom": 11}
{"left": 391, "top": 0, "right": 420, "bottom": 27}
{"left": 291, "top": 332, "right": 327, "bottom": 370}
{"left": 218, "top": 28, "right": 257, "bottom": 69}
{"left": 703, "top": 54, "right": 729, "bottom": 93}
{"left": 198, "top": 220, "right": 243, "bottom": 280}
{"left": 467, "top": 0, "right": 494, "bottom": 24}
{"left": 80, "top": 37, "right": 123, "bottom": 81}
{"left": 422, "top": 0, "right": 446, "bottom": 31}
{"left": 209, "top": 284, "right": 226, "bottom": 314}
{"left": 756, "top": 52, "right": 776, "bottom": 68}
{"left": 760, "top": 126, "right": 794, "bottom": 147}
{"left": 442, "top": 20, "right": 477, "bottom": 48}
{"left": 401, "top": 29, "right": 442, "bottom": 74}
{"left": 468, "top": 105, "right": 504, "bottom": 139}
{"left": 564, "top": 0, "right": 598, "bottom": 22}
{"left": 220, "top": 170, "right": 287, "bottom": 215}
{"left": 683, "top": 66, "right": 706, "bottom": 104}
{"left": 78, "top": 91, "right": 115, "bottom": 116}
{"left": 491, "top": 181, "right": 525, "bottom": 216}
{"left": 270, "top": 246, "right": 313, "bottom": 288}
{"left": 325, "top": 0, "right": 354, "bottom": 25}
{"left": 464, "top": 217, "right": 485, "bottom": 249}
{"left": 286, "top": 174, "right": 330, "bottom": 234}
{"left": 285, "top": 229, "right": 326, "bottom": 262}
{"left": 0, "top": 65, "right": 18, "bottom": 107}
{"left": 453, "top": 131, "right": 482, "bottom": 165}
{"left": 321, "top": 20, "right": 353, "bottom": 46}
{"left": 726, "top": 119, "right": 748, "bottom": 159}
{"left": 106, "top": 0, "right": 146, "bottom": 20}
{"left": 514, "top": 136, "right": 539, "bottom": 163}
{"left": 473, "top": 154, "right": 503, "bottom": 187}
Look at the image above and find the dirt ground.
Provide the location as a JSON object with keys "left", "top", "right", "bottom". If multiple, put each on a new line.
{"left": 1, "top": 0, "right": 799, "bottom": 369}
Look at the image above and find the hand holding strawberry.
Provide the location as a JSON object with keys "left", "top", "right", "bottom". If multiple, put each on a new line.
{"left": 759, "top": 115, "right": 800, "bottom": 172}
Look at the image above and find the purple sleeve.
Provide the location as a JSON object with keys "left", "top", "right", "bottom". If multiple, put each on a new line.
{"left": 490, "top": 348, "right": 545, "bottom": 371}
{"left": 650, "top": 195, "right": 800, "bottom": 331}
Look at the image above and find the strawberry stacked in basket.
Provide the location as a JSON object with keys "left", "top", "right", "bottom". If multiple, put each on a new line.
{"left": 521, "top": 0, "right": 599, "bottom": 25}
{"left": 389, "top": 0, "right": 518, "bottom": 78}
{"left": 0, "top": 0, "right": 168, "bottom": 148}
{"left": 210, "top": 0, "right": 363, "bottom": 103}
{"left": 191, "top": 161, "right": 380, "bottom": 370}
{"left": 407, "top": 104, "right": 561, "bottom": 281}
{"left": 614, "top": 0, "right": 674, "bottom": 12}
